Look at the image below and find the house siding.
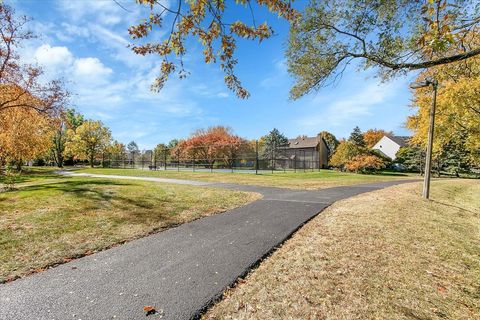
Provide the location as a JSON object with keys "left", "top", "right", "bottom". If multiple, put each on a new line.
{"left": 372, "top": 136, "right": 403, "bottom": 160}
{"left": 284, "top": 135, "right": 329, "bottom": 169}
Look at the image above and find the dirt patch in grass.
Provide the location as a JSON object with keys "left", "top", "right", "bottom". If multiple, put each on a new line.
{"left": 204, "top": 180, "right": 480, "bottom": 319}
{"left": 77, "top": 167, "right": 416, "bottom": 190}
{"left": 0, "top": 177, "right": 260, "bottom": 283}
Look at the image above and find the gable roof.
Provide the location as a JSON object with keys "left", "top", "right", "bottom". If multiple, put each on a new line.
{"left": 288, "top": 136, "right": 321, "bottom": 149}
{"left": 387, "top": 135, "right": 410, "bottom": 147}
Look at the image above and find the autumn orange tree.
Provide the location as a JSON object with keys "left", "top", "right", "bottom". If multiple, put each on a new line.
{"left": 330, "top": 140, "right": 362, "bottom": 171}
{"left": 345, "top": 155, "right": 385, "bottom": 174}
{"left": 330, "top": 130, "right": 386, "bottom": 174}
{"left": 363, "top": 129, "right": 392, "bottom": 148}
{"left": 172, "top": 126, "right": 250, "bottom": 167}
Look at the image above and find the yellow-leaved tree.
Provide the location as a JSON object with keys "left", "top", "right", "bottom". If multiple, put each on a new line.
{"left": 0, "top": 107, "right": 55, "bottom": 169}
{"left": 0, "top": 85, "right": 55, "bottom": 169}
{"left": 407, "top": 54, "right": 480, "bottom": 169}
{"left": 65, "top": 120, "right": 112, "bottom": 167}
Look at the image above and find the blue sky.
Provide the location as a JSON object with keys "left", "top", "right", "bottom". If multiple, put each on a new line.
{"left": 13, "top": 0, "right": 417, "bottom": 149}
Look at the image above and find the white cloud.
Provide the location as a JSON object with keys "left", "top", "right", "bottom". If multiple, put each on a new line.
{"left": 73, "top": 57, "right": 113, "bottom": 79}
{"left": 90, "top": 25, "right": 129, "bottom": 46}
{"left": 34, "top": 44, "right": 74, "bottom": 70}
{"left": 53, "top": 0, "right": 167, "bottom": 70}
{"left": 26, "top": 43, "right": 114, "bottom": 86}
{"left": 57, "top": 0, "right": 129, "bottom": 25}
{"left": 60, "top": 23, "right": 91, "bottom": 39}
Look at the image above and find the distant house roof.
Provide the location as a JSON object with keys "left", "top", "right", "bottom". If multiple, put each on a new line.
{"left": 288, "top": 136, "right": 321, "bottom": 149}
{"left": 387, "top": 136, "right": 410, "bottom": 147}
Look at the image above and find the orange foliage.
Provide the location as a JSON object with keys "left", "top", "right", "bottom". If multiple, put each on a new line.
{"left": 363, "top": 129, "right": 392, "bottom": 148}
{"left": 172, "top": 126, "right": 250, "bottom": 166}
{"left": 345, "top": 155, "right": 385, "bottom": 173}
{"left": 0, "top": 107, "right": 54, "bottom": 164}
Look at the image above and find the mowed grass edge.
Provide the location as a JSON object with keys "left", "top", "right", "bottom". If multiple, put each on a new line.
{"left": 77, "top": 167, "right": 416, "bottom": 189}
{"left": 204, "top": 180, "right": 480, "bottom": 319}
{"left": 0, "top": 172, "right": 260, "bottom": 283}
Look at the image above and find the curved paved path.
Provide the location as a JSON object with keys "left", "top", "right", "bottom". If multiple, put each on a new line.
{"left": 0, "top": 173, "right": 417, "bottom": 320}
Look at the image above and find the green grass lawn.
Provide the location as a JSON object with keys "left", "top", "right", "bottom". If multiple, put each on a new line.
{"left": 0, "top": 172, "right": 259, "bottom": 283}
{"left": 76, "top": 167, "right": 417, "bottom": 189}
{"left": 205, "top": 180, "right": 480, "bottom": 319}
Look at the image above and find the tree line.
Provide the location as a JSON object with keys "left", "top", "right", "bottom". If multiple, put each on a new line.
{"left": 1, "top": 1, "right": 479, "bottom": 177}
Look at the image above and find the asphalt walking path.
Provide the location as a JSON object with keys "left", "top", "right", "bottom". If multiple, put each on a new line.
{"left": 0, "top": 172, "right": 417, "bottom": 320}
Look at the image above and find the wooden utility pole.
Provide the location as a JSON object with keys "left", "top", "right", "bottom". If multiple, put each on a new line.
{"left": 422, "top": 80, "right": 438, "bottom": 199}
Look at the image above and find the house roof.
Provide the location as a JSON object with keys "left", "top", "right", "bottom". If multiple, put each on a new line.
{"left": 387, "top": 135, "right": 410, "bottom": 147}
{"left": 288, "top": 136, "right": 321, "bottom": 149}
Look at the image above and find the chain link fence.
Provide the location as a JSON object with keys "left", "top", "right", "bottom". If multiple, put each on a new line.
{"left": 96, "top": 141, "right": 324, "bottom": 174}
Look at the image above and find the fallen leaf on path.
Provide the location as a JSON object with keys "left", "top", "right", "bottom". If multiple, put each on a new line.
{"left": 143, "top": 306, "right": 156, "bottom": 316}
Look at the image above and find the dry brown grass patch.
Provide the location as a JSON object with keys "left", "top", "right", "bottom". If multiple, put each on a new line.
{"left": 205, "top": 180, "right": 480, "bottom": 320}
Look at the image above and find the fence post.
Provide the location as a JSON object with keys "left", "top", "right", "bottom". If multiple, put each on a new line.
{"left": 303, "top": 150, "right": 306, "bottom": 172}
{"left": 294, "top": 149, "right": 296, "bottom": 173}
{"left": 193, "top": 152, "right": 195, "bottom": 172}
{"left": 177, "top": 150, "right": 180, "bottom": 172}
{"left": 271, "top": 142, "right": 274, "bottom": 174}
{"left": 231, "top": 146, "right": 234, "bottom": 173}
{"left": 164, "top": 148, "right": 167, "bottom": 171}
{"left": 311, "top": 150, "right": 314, "bottom": 172}
{"left": 255, "top": 140, "right": 259, "bottom": 175}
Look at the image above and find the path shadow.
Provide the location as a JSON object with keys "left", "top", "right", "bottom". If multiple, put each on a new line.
{"left": 430, "top": 199, "right": 478, "bottom": 215}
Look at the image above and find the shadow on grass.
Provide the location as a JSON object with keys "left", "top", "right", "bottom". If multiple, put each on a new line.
{"left": 4, "top": 179, "right": 164, "bottom": 210}
{"left": 375, "top": 171, "right": 411, "bottom": 177}
{"left": 0, "top": 168, "right": 69, "bottom": 184}
{"left": 430, "top": 200, "right": 478, "bottom": 215}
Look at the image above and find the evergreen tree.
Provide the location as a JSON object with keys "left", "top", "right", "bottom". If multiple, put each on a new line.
{"left": 263, "top": 128, "right": 289, "bottom": 159}
{"left": 167, "top": 139, "right": 179, "bottom": 149}
{"left": 127, "top": 141, "right": 139, "bottom": 154}
{"left": 127, "top": 141, "right": 140, "bottom": 163}
{"left": 348, "top": 126, "right": 366, "bottom": 148}
{"left": 395, "top": 146, "right": 425, "bottom": 174}
{"left": 435, "top": 134, "right": 472, "bottom": 177}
